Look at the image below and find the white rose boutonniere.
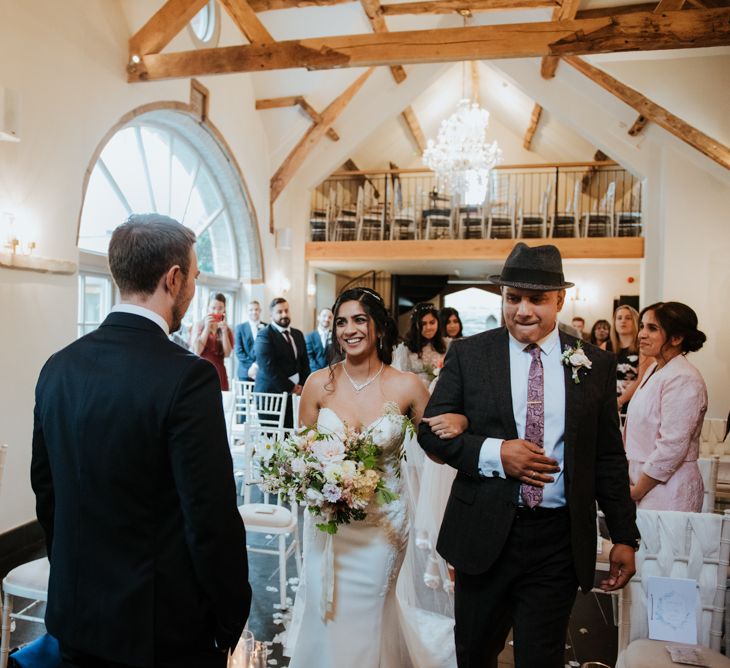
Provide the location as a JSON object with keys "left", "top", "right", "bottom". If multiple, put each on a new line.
{"left": 561, "top": 341, "right": 593, "bottom": 384}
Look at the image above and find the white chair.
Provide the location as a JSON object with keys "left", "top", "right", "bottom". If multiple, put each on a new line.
{"left": 698, "top": 455, "right": 720, "bottom": 513}
{"left": 615, "top": 509, "right": 730, "bottom": 667}
{"left": 550, "top": 179, "right": 581, "bottom": 238}
{"left": 250, "top": 391, "right": 288, "bottom": 430}
{"left": 517, "top": 180, "right": 552, "bottom": 239}
{"left": 582, "top": 181, "right": 615, "bottom": 237}
{"left": 239, "top": 427, "right": 301, "bottom": 609}
{"left": 0, "top": 558, "right": 50, "bottom": 668}
{"left": 230, "top": 380, "right": 255, "bottom": 445}
{"left": 486, "top": 192, "right": 517, "bottom": 239}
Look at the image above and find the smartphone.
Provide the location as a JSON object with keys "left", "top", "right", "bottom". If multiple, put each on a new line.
{"left": 211, "top": 313, "right": 224, "bottom": 322}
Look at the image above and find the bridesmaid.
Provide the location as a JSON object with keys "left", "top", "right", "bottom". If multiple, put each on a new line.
{"left": 393, "top": 303, "right": 449, "bottom": 386}
{"left": 191, "top": 292, "right": 234, "bottom": 390}
{"left": 624, "top": 302, "right": 708, "bottom": 511}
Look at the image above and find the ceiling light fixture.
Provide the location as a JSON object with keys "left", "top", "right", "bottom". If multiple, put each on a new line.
{"left": 423, "top": 58, "right": 502, "bottom": 206}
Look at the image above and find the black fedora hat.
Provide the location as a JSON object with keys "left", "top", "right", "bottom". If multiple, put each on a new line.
{"left": 489, "top": 242, "right": 574, "bottom": 291}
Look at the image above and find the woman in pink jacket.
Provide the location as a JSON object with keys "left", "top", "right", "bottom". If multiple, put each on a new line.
{"left": 624, "top": 301, "right": 708, "bottom": 511}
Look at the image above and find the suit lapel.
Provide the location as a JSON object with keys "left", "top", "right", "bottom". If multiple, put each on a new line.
{"left": 488, "top": 328, "right": 518, "bottom": 440}
{"left": 559, "top": 331, "right": 581, "bottom": 489}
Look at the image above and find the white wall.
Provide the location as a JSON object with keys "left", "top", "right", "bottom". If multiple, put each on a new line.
{"left": 561, "top": 261, "right": 641, "bottom": 329}
{"left": 0, "top": 0, "right": 277, "bottom": 532}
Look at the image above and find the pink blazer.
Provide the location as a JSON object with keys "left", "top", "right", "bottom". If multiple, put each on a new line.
{"left": 624, "top": 354, "right": 707, "bottom": 483}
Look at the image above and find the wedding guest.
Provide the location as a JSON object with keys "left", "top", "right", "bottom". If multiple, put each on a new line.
{"left": 393, "top": 302, "right": 449, "bottom": 386}
{"left": 440, "top": 307, "right": 464, "bottom": 339}
{"left": 191, "top": 292, "right": 234, "bottom": 390}
{"left": 31, "top": 214, "right": 250, "bottom": 667}
{"left": 589, "top": 319, "right": 612, "bottom": 351}
{"left": 610, "top": 304, "right": 648, "bottom": 413}
{"left": 419, "top": 242, "right": 638, "bottom": 668}
{"left": 305, "top": 307, "right": 334, "bottom": 372}
{"left": 571, "top": 316, "right": 589, "bottom": 341}
{"left": 624, "top": 301, "right": 708, "bottom": 511}
{"left": 254, "top": 298, "right": 310, "bottom": 427}
{"left": 235, "top": 300, "right": 266, "bottom": 382}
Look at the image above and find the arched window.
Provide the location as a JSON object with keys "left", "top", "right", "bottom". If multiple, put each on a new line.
{"left": 444, "top": 287, "right": 502, "bottom": 335}
{"left": 78, "top": 110, "right": 261, "bottom": 281}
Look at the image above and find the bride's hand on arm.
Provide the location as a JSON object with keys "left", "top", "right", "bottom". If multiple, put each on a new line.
{"left": 422, "top": 413, "right": 468, "bottom": 440}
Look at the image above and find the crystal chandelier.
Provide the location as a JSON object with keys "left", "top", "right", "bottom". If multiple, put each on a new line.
{"left": 423, "top": 80, "right": 502, "bottom": 206}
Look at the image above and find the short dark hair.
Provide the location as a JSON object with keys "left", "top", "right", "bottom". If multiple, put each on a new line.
{"left": 640, "top": 301, "right": 706, "bottom": 354}
{"left": 571, "top": 316, "right": 585, "bottom": 325}
{"left": 270, "top": 297, "right": 287, "bottom": 311}
{"left": 108, "top": 214, "right": 196, "bottom": 296}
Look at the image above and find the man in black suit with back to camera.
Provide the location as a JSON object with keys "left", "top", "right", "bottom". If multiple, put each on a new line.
{"left": 419, "top": 243, "right": 639, "bottom": 668}
{"left": 254, "top": 298, "right": 310, "bottom": 427}
{"left": 31, "top": 214, "right": 251, "bottom": 668}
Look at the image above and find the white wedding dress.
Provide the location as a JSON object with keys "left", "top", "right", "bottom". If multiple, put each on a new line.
{"left": 285, "top": 404, "right": 456, "bottom": 668}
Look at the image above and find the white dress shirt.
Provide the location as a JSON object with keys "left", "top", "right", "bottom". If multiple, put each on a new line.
{"left": 248, "top": 319, "right": 262, "bottom": 334}
{"left": 112, "top": 303, "right": 170, "bottom": 336}
{"left": 478, "top": 325, "right": 567, "bottom": 507}
{"left": 271, "top": 321, "right": 299, "bottom": 384}
{"left": 318, "top": 327, "right": 330, "bottom": 349}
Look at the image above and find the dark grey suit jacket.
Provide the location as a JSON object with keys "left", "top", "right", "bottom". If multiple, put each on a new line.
{"left": 31, "top": 313, "right": 251, "bottom": 665}
{"left": 418, "top": 327, "right": 639, "bottom": 591}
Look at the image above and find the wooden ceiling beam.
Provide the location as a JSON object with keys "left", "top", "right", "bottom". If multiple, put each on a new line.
{"left": 360, "top": 0, "right": 407, "bottom": 83}
{"left": 248, "top": 0, "right": 351, "bottom": 10}
{"left": 628, "top": 114, "right": 649, "bottom": 136}
{"left": 270, "top": 68, "right": 375, "bottom": 203}
{"left": 380, "top": 0, "right": 557, "bottom": 14}
{"left": 219, "top": 0, "right": 274, "bottom": 43}
{"left": 129, "top": 0, "right": 208, "bottom": 57}
{"left": 523, "top": 103, "right": 543, "bottom": 150}
{"left": 540, "top": 0, "right": 582, "bottom": 79}
{"left": 127, "top": 8, "right": 730, "bottom": 80}
{"left": 256, "top": 95, "right": 340, "bottom": 140}
{"left": 401, "top": 106, "right": 427, "bottom": 153}
{"left": 564, "top": 56, "right": 730, "bottom": 170}
{"left": 654, "top": 0, "right": 686, "bottom": 10}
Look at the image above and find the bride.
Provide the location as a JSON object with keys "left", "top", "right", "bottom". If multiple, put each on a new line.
{"left": 285, "top": 287, "right": 465, "bottom": 668}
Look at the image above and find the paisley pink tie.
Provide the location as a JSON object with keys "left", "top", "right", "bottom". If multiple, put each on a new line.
{"left": 521, "top": 344, "right": 544, "bottom": 508}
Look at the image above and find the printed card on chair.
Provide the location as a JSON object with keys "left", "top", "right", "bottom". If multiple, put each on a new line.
{"left": 647, "top": 576, "right": 698, "bottom": 645}
{"left": 665, "top": 645, "right": 709, "bottom": 666}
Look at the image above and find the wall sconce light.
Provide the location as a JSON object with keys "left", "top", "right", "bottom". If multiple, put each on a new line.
{"left": 2, "top": 211, "right": 37, "bottom": 256}
{"left": 307, "top": 283, "right": 316, "bottom": 298}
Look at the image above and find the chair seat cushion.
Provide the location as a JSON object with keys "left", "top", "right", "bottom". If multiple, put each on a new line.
{"left": 624, "top": 639, "right": 730, "bottom": 667}
{"left": 2, "top": 558, "right": 50, "bottom": 600}
{"left": 239, "top": 503, "right": 294, "bottom": 529}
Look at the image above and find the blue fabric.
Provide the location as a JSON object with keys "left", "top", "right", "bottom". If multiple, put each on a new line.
{"left": 8, "top": 634, "right": 62, "bottom": 668}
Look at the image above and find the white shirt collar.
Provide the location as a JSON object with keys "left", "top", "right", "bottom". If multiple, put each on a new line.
{"left": 112, "top": 303, "right": 170, "bottom": 336}
{"left": 271, "top": 321, "right": 289, "bottom": 334}
{"left": 508, "top": 323, "right": 560, "bottom": 356}
{"left": 248, "top": 319, "right": 261, "bottom": 331}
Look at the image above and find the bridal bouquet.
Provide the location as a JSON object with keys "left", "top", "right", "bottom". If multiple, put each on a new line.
{"left": 258, "top": 424, "right": 401, "bottom": 534}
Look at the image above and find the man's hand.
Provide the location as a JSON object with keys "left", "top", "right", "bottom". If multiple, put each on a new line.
{"left": 292, "top": 384, "right": 303, "bottom": 396}
{"left": 247, "top": 362, "right": 258, "bottom": 380}
{"left": 500, "top": 439, "right": 560, "bottom": 487}
{"left": 600, "top": 544, "right": 636, "bottom": 591}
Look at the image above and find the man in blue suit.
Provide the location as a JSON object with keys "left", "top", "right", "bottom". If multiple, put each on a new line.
{"left": 234, "top": 301, "right": 266, "bottom": 381}
{"left": 305, "top": 308, "right": 333, "bottom": 372}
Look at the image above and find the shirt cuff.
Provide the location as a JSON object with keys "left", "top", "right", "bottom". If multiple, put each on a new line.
{"left": 478, "top": 438, "right": 506, "bottom": 479}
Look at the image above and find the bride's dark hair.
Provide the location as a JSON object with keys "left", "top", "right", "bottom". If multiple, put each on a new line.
{"left": 329, "top": 287, "right": 398, "bottom": 366}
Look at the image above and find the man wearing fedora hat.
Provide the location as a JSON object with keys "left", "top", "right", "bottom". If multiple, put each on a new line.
{"left": 419, "top": 243, "right": 639, "bottom": 668}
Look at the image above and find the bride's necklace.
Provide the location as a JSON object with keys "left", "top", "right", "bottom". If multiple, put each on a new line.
{"left": 341, "top": 361, "right": 384, "bottom": 392}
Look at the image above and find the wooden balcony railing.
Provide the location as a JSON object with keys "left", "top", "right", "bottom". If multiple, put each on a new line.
{"left": 309, "top": 162, "right": 642, "bottom": 243}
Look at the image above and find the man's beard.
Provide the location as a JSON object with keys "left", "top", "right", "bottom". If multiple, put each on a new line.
{"left": 170, "top": 294, "right": 188, "bottom": 333}
{"left": 276, "top": 317, "right": 291, "bottom": 328}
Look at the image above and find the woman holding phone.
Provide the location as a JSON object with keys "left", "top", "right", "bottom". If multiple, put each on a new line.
{"left": 191, "top": 292, "right": 234, "bottom": 390}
